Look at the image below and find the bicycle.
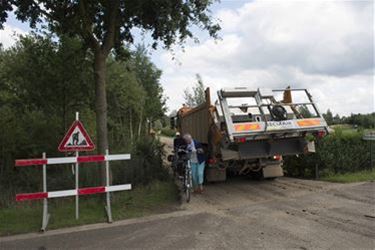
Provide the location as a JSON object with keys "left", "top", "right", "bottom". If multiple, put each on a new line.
{"left": 173, "top": 147, "right": 193, "bottom": 203}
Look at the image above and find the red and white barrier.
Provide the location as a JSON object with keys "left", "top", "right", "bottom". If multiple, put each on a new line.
{"left": 16, "top": 184, "right": 131, "bottom": 201}
{"left": 15, "top": 151, "right": 132, "bottom": 231}
{"left": 15, "top": 154, "right": 130, "bottom": 166}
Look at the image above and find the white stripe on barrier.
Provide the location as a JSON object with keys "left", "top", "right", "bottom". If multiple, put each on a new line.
{"left": 17, "top": 184, "right": 132, "bottom": 201}
{"left": 105, "top": 154, "right": 131, "bottom": 161}
{"left": 48, "top": 189, "right": 77, "bottom": 198}
{"left": 16, "top": 154, "right": 131, "bottom": 166}
{"left": 106, "top": 184, "right": 132, "bottom": 192}
{"left": 47, "top": 157, "right": 76, "bottom": 165}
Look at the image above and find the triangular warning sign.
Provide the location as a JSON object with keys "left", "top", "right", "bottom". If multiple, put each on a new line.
{"left": 58, "top": 120, "right": 95, "bottom": 152}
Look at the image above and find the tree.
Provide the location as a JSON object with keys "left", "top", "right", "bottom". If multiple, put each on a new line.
{"left": 344, "top": 113, "right": 375, "bottom": 129}
{"left": 0, "top": 35, "right": 96, "bottom": 199}
{"left": 298, "top": 105, "right": 312, "bottom": 118}
{"left": 323, "top": 109, "right": 334, "bottom": 125}
{"left": 183, "top": 74, "right": 206, "bottom": 107}
{"left": 0, "top": 34, "right": 170, "bottom": 203}
{"left": 1, "top": 0, "right": 220, "bottom": 181}
{"left": 333, "top": 114, "right": 341, "bottom": 125}
{"left": 133, "top": 45, "right": 166, "bottom": 135}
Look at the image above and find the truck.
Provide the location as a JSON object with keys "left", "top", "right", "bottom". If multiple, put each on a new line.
{"left": 171, "top": 87, "right": 329, "bottom": 182}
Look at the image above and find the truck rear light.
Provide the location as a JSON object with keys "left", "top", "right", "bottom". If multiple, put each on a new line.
{"left": 315, "top": 130, "right": 326, "bottom": 138}
{"left": 273, "top": 155, "right": 282, "bottom": 161}
{"left": 208, "top": 158, "right": 217, "bottom": 165}
{"left": 235, "top": 137, "right": 246, "bottom": 143}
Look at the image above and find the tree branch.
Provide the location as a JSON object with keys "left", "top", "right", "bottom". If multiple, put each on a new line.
{"left": 102, "top": 0, "right": 120, "bottom": 56}
{"left": 78, "top": 0, "right": 100, "bottom": 52}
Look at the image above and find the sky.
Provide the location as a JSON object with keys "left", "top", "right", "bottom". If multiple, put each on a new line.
{"left": 1, "top": 0, "right": 374, "bottom": 116}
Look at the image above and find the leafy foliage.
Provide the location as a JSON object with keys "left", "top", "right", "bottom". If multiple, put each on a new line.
{"left": 133, "top": 45, "right": 166, "bottom": 123}
{"left": 284, "top": 129, "right": 373, "bottom": 178}
{"left": 183, "top": 74, "right": 206, "bottom": 107}
{"left": 0, "top": 0, "right": 220, "bottom": 50}
{"left": 298, "top": 105, "right": 312, "bottom": 118}
{"left": 0, "top": 0, "right": 220, "bottom": 160}
{"left": 323, "top": 109, "right": 334, "bottom": 125}
{"left": 0, "top": 35, "right": 167, "bottom": 206}
{"left": 322, "top": 109, "right": 374, "bottom": 128}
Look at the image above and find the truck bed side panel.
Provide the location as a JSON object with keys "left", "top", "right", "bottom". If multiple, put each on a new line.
{"left": 180, "top": 105, "right": 209, "bottom": 144}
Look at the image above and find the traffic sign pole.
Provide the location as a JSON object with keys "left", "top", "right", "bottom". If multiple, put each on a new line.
{"left": 75, "top": 150, "right": 79, "bottom": 220}
{"left": 75, "top": 112, "right": 79, "bottom": 220}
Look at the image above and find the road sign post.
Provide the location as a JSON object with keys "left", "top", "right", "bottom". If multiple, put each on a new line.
{"left": 75, "top": 150, "right": 79, "bottom": 220}
{"left": 75, "top": 112, "right": 79, "bottom": 220}
{"left": 58, "top": 112, "right": 95, "bottom": 220}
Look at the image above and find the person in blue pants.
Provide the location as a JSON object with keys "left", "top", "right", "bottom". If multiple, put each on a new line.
{"left": 183, "top": 134, "right": 206, "bottom": 194}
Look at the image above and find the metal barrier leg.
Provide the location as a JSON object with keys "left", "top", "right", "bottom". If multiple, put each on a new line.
{"left": 105, "top": 149, "right": 113, "bottom": 223}
{"left": 41, "top": 152, "right": 50, "bottom": 231}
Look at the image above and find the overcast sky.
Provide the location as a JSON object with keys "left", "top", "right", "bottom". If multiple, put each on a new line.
{"left": 1, "top": 0, "right": 374, "bottom": 116}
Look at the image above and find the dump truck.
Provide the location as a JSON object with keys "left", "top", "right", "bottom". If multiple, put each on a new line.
{"left": 171, "top": 87, "right": 329, "bottom": 182}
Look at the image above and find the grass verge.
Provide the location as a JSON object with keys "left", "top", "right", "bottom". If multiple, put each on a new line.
{"left": 321, "top": 169, "right": 375, "bottom": 183}
{"left": 0, "top": 180, "right": 179, "bottom": 236}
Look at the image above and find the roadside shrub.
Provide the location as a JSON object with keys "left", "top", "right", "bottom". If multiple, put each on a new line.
{"left": 160, "top": 127, "right": 176, "bottom": 137}
{"left": 284, "top": 129, "right": 373, "bottom": 178}
{"left": 111, "top": 136, "right": 170, "bottom": 187}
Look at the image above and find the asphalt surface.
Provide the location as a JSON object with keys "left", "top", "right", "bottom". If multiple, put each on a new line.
{"left": 1, "top": 137, "right": 374, "bottom": 249}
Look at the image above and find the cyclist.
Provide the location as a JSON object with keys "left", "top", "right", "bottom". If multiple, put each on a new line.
{"left": 183, "top": 134, "right": 206, "bottom": 194}
{"left": 173, "top": 132, "right": 185, "bottom": 149}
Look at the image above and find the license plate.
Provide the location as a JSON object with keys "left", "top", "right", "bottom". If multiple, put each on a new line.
{"left": 266, "top": 120, "right": 295, "bottom": 130}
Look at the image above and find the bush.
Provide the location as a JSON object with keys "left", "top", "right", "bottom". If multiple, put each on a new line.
{"left": 284, "top": 129, "right": 373, "bottom": 178}
{"left": 111, "top": 136, "right": 170, "bottom": 187}
{"left": 160, "top": 127, "right": 176, "bottom": 137}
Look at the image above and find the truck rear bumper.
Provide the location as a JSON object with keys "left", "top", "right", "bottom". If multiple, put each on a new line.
{"left": 206, "top": 167, "right": 226, "bottom": 182}
{"left": 238, "top": 137, "right": 306, "bottom": 159}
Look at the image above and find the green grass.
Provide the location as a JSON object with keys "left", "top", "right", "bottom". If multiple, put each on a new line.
{"left": 322, "top": 169, "right": 375, "bottom": 183}
{"left": 0, "top": 181, "right": 179, "bottom": 236}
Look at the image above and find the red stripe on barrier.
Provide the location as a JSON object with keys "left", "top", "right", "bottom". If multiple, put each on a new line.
{"left": 15, "top": 159, "right": 47, "bottom": 166}
{"left": 77, "top": 155, "right": 105, "bottom": 163}
{"left": 78, "top": 186, "right": 105, "bottom": 195}
{"left": 16, "top": 192, "right": 47, "bottom": 201}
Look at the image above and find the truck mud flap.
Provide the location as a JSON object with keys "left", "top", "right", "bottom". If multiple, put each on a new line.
{"left": 206, "top": 167, "right": 226, "bottom": 182}
{"left": 262, "top": 165, "right": 284, "bottom": 178}
{"left": 238, "top": 137, "right": 306, "bottom": 159}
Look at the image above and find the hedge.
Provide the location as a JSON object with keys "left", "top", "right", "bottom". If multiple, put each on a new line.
{"left": 283, "top": 129, "right": 373, "bottom": 178}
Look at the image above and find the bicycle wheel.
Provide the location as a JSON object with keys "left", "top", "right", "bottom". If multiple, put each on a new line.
{"left": 185, "top": 164, "right": 191, "bottom": 203}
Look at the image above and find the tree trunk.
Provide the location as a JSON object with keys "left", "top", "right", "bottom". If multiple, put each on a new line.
{"left": 138, "top": 108, "right": 143, "bottom": 138}
{"left": 129, "top": 109, "right": 133, "bottom": 141}
{"left": 94, "top": 50, "right": 109, "bottom": 185}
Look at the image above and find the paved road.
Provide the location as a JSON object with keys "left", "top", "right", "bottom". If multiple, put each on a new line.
{"left": 2, "top": 137, "right": 375, "bottom": 249}
{"left": 2, "top": 177, "right": 374, "bottom": 249}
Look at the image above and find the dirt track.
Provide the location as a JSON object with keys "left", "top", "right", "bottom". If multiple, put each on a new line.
{"left": 1, "top": 137, "right": 374, "bottom": 249}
